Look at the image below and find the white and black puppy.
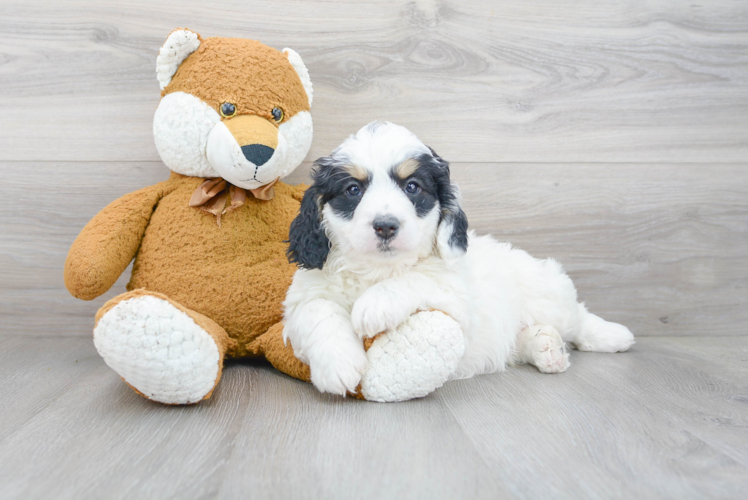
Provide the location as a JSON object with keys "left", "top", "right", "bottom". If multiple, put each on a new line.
{"left": 283, "top": 121, "right": 634, "bottom": 396}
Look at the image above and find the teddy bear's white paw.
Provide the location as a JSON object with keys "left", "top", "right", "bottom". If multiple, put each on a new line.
{"left": 360, "top": 310, "right": 465, "bottom": 402}
{"left": 94, "top": 295, "right": 221, "bottom": 404}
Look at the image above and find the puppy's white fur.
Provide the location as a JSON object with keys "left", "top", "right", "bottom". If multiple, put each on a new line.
{"left": 284, "top": 122, "right": 634, "bottom": 396}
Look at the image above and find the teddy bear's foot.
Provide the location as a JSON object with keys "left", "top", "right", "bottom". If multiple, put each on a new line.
{"left": 94, "top": 290, "right": 229, "bottom": 404}
{"left": 359, "top": 310, "right": 465, "bottom": 402}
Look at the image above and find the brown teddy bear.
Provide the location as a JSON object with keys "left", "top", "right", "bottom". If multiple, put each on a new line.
{"left": 65, "top": 29, "right": 464, "bottom": 404}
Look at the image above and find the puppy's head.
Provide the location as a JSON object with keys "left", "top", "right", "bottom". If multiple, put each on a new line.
{"left": 287, "top": 121, "right": 468, "bottom": 270}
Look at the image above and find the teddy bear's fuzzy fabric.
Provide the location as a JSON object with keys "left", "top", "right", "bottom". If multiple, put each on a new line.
{"left": 66, "top": 173, "right": 306, "bottom": 358}
{"left": 163, "top": 36, "right": 310, "bottom": 122}
{"left": 94, "top": 289, "right": 231, "bottom": 404}
{"left": 357, "top": 311, "right": 465, "bottom": 402}
{"left": 63, "top": 29, "right": 322, "bottom": 404}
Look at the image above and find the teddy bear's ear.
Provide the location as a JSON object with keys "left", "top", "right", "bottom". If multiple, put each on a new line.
{"left": 156, "top": 29, "right": 202, "bottom": 90}
{"left": 283, "top": 48, "right": 313, "bottom": 107}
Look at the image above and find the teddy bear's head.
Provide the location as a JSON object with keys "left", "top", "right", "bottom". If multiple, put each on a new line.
{"left": 153, "top": 29, "right": 313, "bottom": 190}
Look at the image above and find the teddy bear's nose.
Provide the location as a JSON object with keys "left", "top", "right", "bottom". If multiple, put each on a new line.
{"left": 241, "top": 144, "right": 275, "bottom": 166}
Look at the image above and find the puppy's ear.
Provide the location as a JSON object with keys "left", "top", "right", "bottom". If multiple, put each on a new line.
{"left": 429, "top": 147, "right": 469, "bottom": 259}
{"left": 436, "top": 183, "right": 469, "bottom": 259}
{"left": 287, "top": 186, "right": 330, "bottom": 270}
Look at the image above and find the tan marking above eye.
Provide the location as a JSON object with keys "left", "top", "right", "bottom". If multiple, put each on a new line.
{"left": 395, "top": 158, "right": 420, "bottom": 179}
{"left": 342, "top": 164, "right": 369, "bottom": 181}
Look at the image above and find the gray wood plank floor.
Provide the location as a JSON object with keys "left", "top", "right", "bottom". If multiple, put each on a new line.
{"left": 0, "top": 334, "right": 746, "bottom": 499}
{"left": 1, "top": 1, "right": 746, "bottom": 497}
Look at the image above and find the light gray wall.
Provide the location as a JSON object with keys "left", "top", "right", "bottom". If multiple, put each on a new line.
{"left": 1, "top": 0, "right": 746, "bottom": 336}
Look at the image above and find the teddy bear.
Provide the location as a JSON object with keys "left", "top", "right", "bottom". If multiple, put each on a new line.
{"left": 64, "top": 29, "right": 464, "bottom": 404}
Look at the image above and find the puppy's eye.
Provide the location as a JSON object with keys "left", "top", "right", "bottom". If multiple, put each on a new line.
{"left": 345, "top": 185, "right": 361, "bottom": 197}
{"left": 272, "top": 107, "right": 284, "bottom": 123}
{"left": 405, "top": 181, "right": 421, "bottom": 195}
{"left": 220, "top": 102, "right": 237, "bottom": 118}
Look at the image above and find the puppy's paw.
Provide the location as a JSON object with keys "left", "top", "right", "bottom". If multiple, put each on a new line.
{"left": 351, "top": 288, "right": 412, "bottom": 338}
{"left": 309, "top": 341, "right": 368, "bottom": 396}
{"left": 530, "top": 326, "right": 571, "bottom": 374}
{"left": 517, "top": 324, "right": 570, "bottom": 374}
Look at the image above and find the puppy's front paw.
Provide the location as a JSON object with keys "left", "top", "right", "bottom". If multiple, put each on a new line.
{"left": 351, "top": 288, "right": 412, "bottom": 338}
{"left": 310, "top": 341, "right": 368, "bottom": 396}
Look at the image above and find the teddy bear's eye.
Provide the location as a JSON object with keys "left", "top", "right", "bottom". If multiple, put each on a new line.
{"left": 272, "top": 107, "right": 284, "bottom": 123}
{"left": 220, "top": 102, "right": 237, "bottom": 118}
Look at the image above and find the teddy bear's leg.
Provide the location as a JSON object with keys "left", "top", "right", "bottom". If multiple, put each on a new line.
{"left": 93, "top": 289, "right": 231, "bottom": 404}
{"left": 247, "top": 322, "right": 311, "bottom": 383}
{"left": 358, "top": 310, "right": 465, "bottom": 402}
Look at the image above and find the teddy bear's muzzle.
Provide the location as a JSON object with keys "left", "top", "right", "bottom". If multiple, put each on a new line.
{"left": 206, "top": 113, "right": 289, "bottom": 189}
{"left": 224, "top": 114, "right": 278, "bottom": 153}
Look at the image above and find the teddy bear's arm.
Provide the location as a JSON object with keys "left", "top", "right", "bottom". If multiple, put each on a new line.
{"left": 288, "top": 183, "right": 308, "bottom": 203}
{"left": 64, "top": 183, "right": 168, "bottom": 300}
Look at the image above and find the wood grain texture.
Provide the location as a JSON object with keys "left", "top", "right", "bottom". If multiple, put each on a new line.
{"left": 437, "top": 337, "right": 748, "bottom": 499}
{"left": 0, "top": 334, "right": 746, "bottom": 499}
{"left": 0, "top": 0, "right": 746, "bottom": 163}
{"left": 1, "top": 2, "right": 746, "bottom": 498}
{"left": 452, "top": 163, "right": 748, "bottom": 337}
{"left": 0, "top": 2, "right": 745, "bottom": 335}
{"left": 2, "top": 161, "right": 745, "bottom": 337}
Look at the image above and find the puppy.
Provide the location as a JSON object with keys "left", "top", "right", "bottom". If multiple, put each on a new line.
{"left": 283, "top": 121, "right": 634, "bottom": 396}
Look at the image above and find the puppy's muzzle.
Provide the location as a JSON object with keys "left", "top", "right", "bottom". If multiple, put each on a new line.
{"left": 373, "top": 215, "right": 399, "bottom": 241}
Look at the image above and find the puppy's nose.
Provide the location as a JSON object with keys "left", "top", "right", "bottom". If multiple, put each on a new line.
{"left": 373, "top": 216, "right": 400, "bottom": 240}
{"left": 241, "top": 144, "right": 275, "bottom": 166}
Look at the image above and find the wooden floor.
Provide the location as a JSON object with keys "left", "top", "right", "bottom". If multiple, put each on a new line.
{"left": 0, "top": 334, "right": 746, "bottom": 499}
{"left": 1, "top": 0, "right": 747, "bottom": 498}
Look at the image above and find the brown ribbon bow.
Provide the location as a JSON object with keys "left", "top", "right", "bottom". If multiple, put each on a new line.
{"left": 189, "top": 177, "right": 279, "bottom": 227}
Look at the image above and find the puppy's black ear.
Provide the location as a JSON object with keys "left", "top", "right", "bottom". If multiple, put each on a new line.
{"left": 428, "top": 147, "right": 469, "bottom": 259}
{"left": 437, "top": 186, "right": 468, "bottom": 259}
{"left": 287, "top": 186, "right": 330, "bottom": 270}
